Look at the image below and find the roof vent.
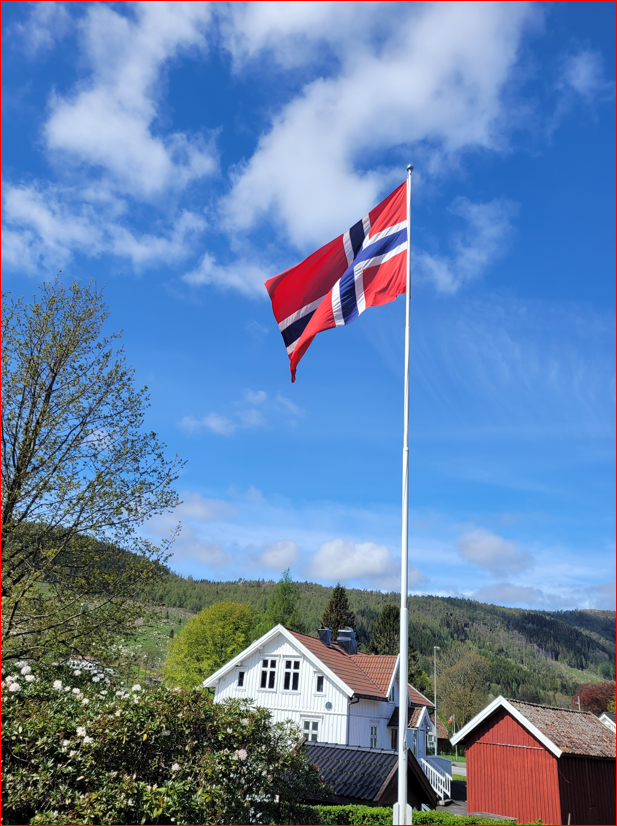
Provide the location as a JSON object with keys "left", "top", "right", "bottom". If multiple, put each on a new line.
{"left": 335, "top": 627, "right": 357, "bottom": 655}
{"left": 318, "top": 627, "right": 332, "bottom": 647}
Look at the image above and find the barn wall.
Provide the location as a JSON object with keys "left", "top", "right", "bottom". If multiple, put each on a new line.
{"left": 466, "top": 707, "right": 561, "bottom": 825}
{"left": 558, "top": 756, "right": 616, "bottom": 825}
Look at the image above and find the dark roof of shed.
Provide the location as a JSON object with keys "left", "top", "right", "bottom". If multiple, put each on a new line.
{"left": 508, "top": 699, "right": 616, "bottom": 759}
{"left": 304, "top": 742, "right": 398, "bottom": 802}
{"left": 289, "top": 630, "right": 386, "bottom": 700}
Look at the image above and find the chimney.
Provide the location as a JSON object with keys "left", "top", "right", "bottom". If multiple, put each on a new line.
{"left": 318, "top": 627, "right": 331, "bottom": 647}
{"left": 335, "top": 627, "right": 357, "bottom": 655}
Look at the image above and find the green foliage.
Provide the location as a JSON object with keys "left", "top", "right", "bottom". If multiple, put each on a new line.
{"left": 321, "top": 584, "right": 356, "bottom": 633}
{"left": 287, "top": 805, "right": 517, "bottom": 825}
{"left": 1, "top": 663, "right": 325, "bottom": 825}
{"left": 439, "top": 653, "right": 490, "bottom": 726}
{"left": 256, "top": 569, "right": 305, "bottom": 635}
{"left": 368, "top": 603, "right": 431, "bottom": 693}
{"left": 162, "top": 601, "right": 255, "bottom": 688}
{"left": 1, "top": 278, "right": 183, "bottom": 664}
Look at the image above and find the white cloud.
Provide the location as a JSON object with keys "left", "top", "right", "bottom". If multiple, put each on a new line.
{"left": 179, "top": 413, "right": 237, "bottom": 436}
{"left": 182, "top": 253, "right": 270, "bottom": 298}
{"left": 176, "top": 492, "right": 239, "bottom": 522}
{"left": 244, "top": 390, "right": 267, "bottom": 405}
{"left": 1, "top": 182, "right": 205, "bottom": 273}
{"left": 12, "top": 1, "right": 72, "bottom": 57}
{"left": 180, "top": 389, "right": 302, "bottom": 437}
{"left": 416, "top": 197, "right": 518, "bottom": 293}
{"left": 559, "top": 49, "right": 614, "bottom": 102}
{"left": 308, "top": 538, "right": 427, "bottom": 589}
{"left": 221, "top": 1, "right": 538, "bottom": 248}
{"left": 261, "top": 540, "right": 300, "bottom": 570}
{"left": 44, "top": 2, "right": 217, "bottom": 197}
{"left": 473, "top": 582, "right": 557, "bottom": 608}
{"left": 458, "top": 528, "right": 533, "bottom": 575}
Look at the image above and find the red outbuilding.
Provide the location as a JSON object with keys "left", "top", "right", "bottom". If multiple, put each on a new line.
{"left": 451, "top": 696, "right": 616, "bottom": 825}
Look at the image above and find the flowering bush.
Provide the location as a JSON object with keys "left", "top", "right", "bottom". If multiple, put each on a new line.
{"left": 1, "top": 665, "right": 325, "bottom": 825}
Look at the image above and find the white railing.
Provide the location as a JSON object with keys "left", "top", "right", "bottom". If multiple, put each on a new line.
{"left": 420, "top": 757, "right": 451, "bottom": 801}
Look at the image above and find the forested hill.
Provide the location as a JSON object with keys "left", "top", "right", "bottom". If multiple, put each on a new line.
{"left": 148, "top": 574, "right": 615, "bottom": 705}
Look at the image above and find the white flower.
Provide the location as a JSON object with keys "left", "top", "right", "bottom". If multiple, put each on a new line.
{"left": 76, "top": 726, "right": 87, "bottom": 737}
{"left": 173, "top": 687, "right": 181, "bottom": 692}
{"left": 92, "top": 676, "right": 101, "bottom": 683}
{"left": 73, "top": 670, "right": 82, "bottom": 676}
{"left": 62, "top": 740, "right": 70, "bottom": 747}
{"left": 115, "top": 710, "right": 121, "bottom": 716}
{"left": 16, "top": 661, "right": 27, "bottom": 668}
{"left": 8, "top": 682, "right": 21, "bottom": 692}
{"left": 64, "top": 686, "right": 71, "bottom": 692}
{"left": 53, "top": 680, "right": 63, "bottom": 690}
{"left": 115, "top": 690, "right": 123, "bottom": 696}
{"left": 72, "top": 688, "right": 81, "bottom": 695}
{"left": 20, "top": 665, "right": 32, "bottom": 675}
{"left": 242, "top": 718, "right": 249, "bottom": 726}
{"left": 233, "top": 749, "right": 248, "bottom": 761}
{"left": 5, "top": 675, "right": 15, "bottom": 684}
{"left": 25, "top": 674, "right": 36, "bottom": 682}
{"left": 100, "top": 690, "right": 108, "bottom": 696}
{"left": 227, "top": 727, "right": 233, "bottom": 733}
{"left": 69, "top": 750, "right": 77, "bottom": 758}
{"left": 81, "top": 698, "right": 89, "bottom": 705}
{"left": 82, "top": 736, "right": 93, "bottom": 744}
{"left": 131, "top": 684, "right": 141, "bottom": 692}
{"left": 162, "top": 730, "right": 170, "bottom": 736}
{"left": 171, "top": 763, "right": 180, "bottom": 772}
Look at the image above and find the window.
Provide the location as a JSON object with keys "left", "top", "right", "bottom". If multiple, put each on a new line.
{"left": 316, "top": 675, "right": 324, "bottom": 693}
{"left": 283, "top": 660, "right": 300, "bottom": 691}
{"left": 260, "top": 659, "right": 277, "bottom": 689}
{"left": 427, "top": 733, "right": 436, "bottom": 752}
{"left": 370, "top": 723, "right": 378, "bottom": 749}
{"left": 303, "top": 720, "right": 319, "bottom": 742}
{"left": 237, "top": 671, "right": 245, "bottom": 688}
{"left": 390, "top": 728, "right": 398, "bottom": 750}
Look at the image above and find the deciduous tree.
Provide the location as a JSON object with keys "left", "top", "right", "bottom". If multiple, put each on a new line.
{"left": 439, "top": 652, "right": 489, "bottom": 726}
{"left": 163, "top": 601, "right": 256, "bottom": 688}
{"left": 1, "top": 278, "right": 183, "bottom": 663}
{"left": 572, "top": 681, "right": 617, "bottom": 715}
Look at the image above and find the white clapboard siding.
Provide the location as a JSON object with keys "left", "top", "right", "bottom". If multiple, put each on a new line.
{"left": 348, "top": 698, "right": 396, "bottom": 749}
{"left": 213, "top": 634, "right": 348, "bottom": 745}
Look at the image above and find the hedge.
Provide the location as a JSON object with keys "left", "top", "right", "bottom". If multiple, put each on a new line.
{"left": 285, "top": 805, "right": 518, "bottom": 825}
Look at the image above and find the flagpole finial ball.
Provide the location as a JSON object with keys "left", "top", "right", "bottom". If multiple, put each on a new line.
{"left": 407, "top": 164, "right": 414, "bottom": 172}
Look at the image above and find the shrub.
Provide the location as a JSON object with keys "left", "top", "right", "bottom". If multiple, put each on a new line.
{"left": 288, "top": 806, "right": 517, "bottom": 825}
{"left": 1, "top": 664, "right": 324, "bottom": 825}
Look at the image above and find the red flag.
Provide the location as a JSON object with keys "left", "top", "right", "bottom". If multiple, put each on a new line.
{"left": 265, "top": 181, "right": 407, "bottom": 381}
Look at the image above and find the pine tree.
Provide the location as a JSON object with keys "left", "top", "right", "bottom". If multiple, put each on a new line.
{"left": 321, "top": 583, "right": 356, "bottom": 632}
{"left": 368, "top": 603, "right": 431, "bottom": 691}
{"left": 256, "top": 569, "right": 304, "bottom": 634}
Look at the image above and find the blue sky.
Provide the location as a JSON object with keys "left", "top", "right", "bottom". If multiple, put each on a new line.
{"left": 2, "top": 1, "right": 615, "bottom": 611}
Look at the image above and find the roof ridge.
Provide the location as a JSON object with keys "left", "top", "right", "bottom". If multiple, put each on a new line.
{"left": 509, "top": 698, "right": 595, "bottom": 714}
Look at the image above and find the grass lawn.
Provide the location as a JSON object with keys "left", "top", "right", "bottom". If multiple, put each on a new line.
{"left": 440, "top": 753, "right": 466, "bottom": 763}
{"left": 452, "top": 774, "right": 467, "bottom": 782}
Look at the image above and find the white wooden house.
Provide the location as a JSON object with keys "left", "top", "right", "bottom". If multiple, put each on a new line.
{"left": 203, "top": 624, "right": 452, "bottom": 799}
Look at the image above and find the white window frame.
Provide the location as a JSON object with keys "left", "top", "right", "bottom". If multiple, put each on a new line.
{"left": 370, "top": 721, "right": 379, "bottom": 749}
{"left": 314, "top": 673, "right": 325, "bottom": 694}
{"left": 236, "top": 669, "right": 246, "bottom": 689}
{"left": 301, "top": 716, "right": 321, "bottom": 742}
{"left": 282, "top": 658, "right": 301, "bottom": 692}
{"left": 258, "top": 657, "right": 278, "bottom": 691}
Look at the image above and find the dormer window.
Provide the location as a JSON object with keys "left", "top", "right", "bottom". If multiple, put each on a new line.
{"left": 283, "top": 659, "right": 300, "bottom": 691}
{"left": 260, "top": 659, "right": 277, "bottom": 689}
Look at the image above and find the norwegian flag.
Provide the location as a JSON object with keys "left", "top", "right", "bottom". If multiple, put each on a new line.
{"left": 265, "top": 181, "right": 407, "bottom": 381}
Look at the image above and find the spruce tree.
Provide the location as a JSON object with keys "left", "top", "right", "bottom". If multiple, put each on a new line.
{"left": 368, "top": 603, "right": 431, "bottom": 691}
{"left": 321, "top": 583, "right": 356, "bottom": 632}
{"left": 256, "top": 569, "right": 304, "bottom": 634}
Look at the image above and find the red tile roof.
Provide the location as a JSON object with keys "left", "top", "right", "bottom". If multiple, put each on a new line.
{"left": 509, "top": 700, "right": 616, "bottom": 759}
{"left": 289, "top": 631, "right": 386, "bottom": 700}
{"left": 350, "top": 654, "right": 397, "bottom": 694}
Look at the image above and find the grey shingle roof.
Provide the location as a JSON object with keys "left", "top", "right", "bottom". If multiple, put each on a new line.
{"left": 508, "top": 699, "right": 616, "bottom": 758}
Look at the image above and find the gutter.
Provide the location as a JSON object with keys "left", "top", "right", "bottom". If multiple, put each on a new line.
{"left": 346, "top": 695, "right": 360, "bottom": 745}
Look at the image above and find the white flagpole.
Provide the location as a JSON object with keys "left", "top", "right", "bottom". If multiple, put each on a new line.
{"left": 396, "top": 164, "right": 414, "bottom": 826}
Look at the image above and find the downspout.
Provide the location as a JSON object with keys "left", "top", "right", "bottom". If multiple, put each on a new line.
{"left": 347, "top": 695, "right": 360, "bottom": 745}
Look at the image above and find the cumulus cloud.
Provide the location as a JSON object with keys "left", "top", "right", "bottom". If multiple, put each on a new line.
{"left": 181, "top": 253, "right": 271, "bottom": 298}
{"left": 308, "top": 538, "right": 427, "bottom": 589}
{"left": 45, "top": 2, "right": 216, "bottom": 197}
{"left": 416, "top": 197, "right": 518, "bottom": 293}
{"left": 261, "top": 540, "right": 300, "bottom": 570}
{"left": 458, "top": 528, "right": 533, "bottom": 575}
{"left": 221, "top": 2, "right": 537, "bottom": 248}
{"left": 473, "top": 582, "right": 557, "bottom": 608}
{"left": 179, "top": 413, "right": 238, "bottom": 436}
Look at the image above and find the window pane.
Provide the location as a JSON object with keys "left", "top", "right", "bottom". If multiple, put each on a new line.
{"left": 304, "top": 721, "right": 310, "bottom": 731}
{"left": 284, "top": 672, "right": 290, "bottom": 690}
{"left": 312, "top": 722, "right": 318, "bottom": 731}
{"left": 285, "top": 660, "right": 291, "bottom": 669}
{"left": 316, "top": 676, "right": 324, "bottom": 693}
{"left": 293, "top": 661, "right": 300, "bottom": 670}
{"left": 238, "top": 671, "right": 244, "bottom": 687}
{"left": 292, "top": 672, "right": 299, "bottom": 691}
{"left": 270, "top": 660, "right": 276, "bottom": 669}
{"left": 260, "top": 671, "right": 267, "bottom": 689}
{"left": 268, "top": 670, "right": 276, "bottom": 689}
{"left": 263, "top": 659, "right": 268, "bottom": 668}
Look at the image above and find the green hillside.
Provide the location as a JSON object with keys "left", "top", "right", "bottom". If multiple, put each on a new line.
{"left": 145, "top": 573, "right": 615, "bottom": 705}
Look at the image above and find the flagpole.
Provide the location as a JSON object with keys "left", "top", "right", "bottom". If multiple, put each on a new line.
{"left": 396, "top": 164, "right": 414, "bottom": 826}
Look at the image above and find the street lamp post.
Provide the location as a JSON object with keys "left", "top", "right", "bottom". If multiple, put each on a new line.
{"left": 433, "top": 646, "right": 440, "bottom": 756}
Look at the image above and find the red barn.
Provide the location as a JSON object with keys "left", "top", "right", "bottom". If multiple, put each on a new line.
{"left": 451, "top": 696, "right": 616, "bottom": 825}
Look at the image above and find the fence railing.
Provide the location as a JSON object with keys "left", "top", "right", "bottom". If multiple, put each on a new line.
{"left": 420, "top": 756, "right": 451, "bottom": 801}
